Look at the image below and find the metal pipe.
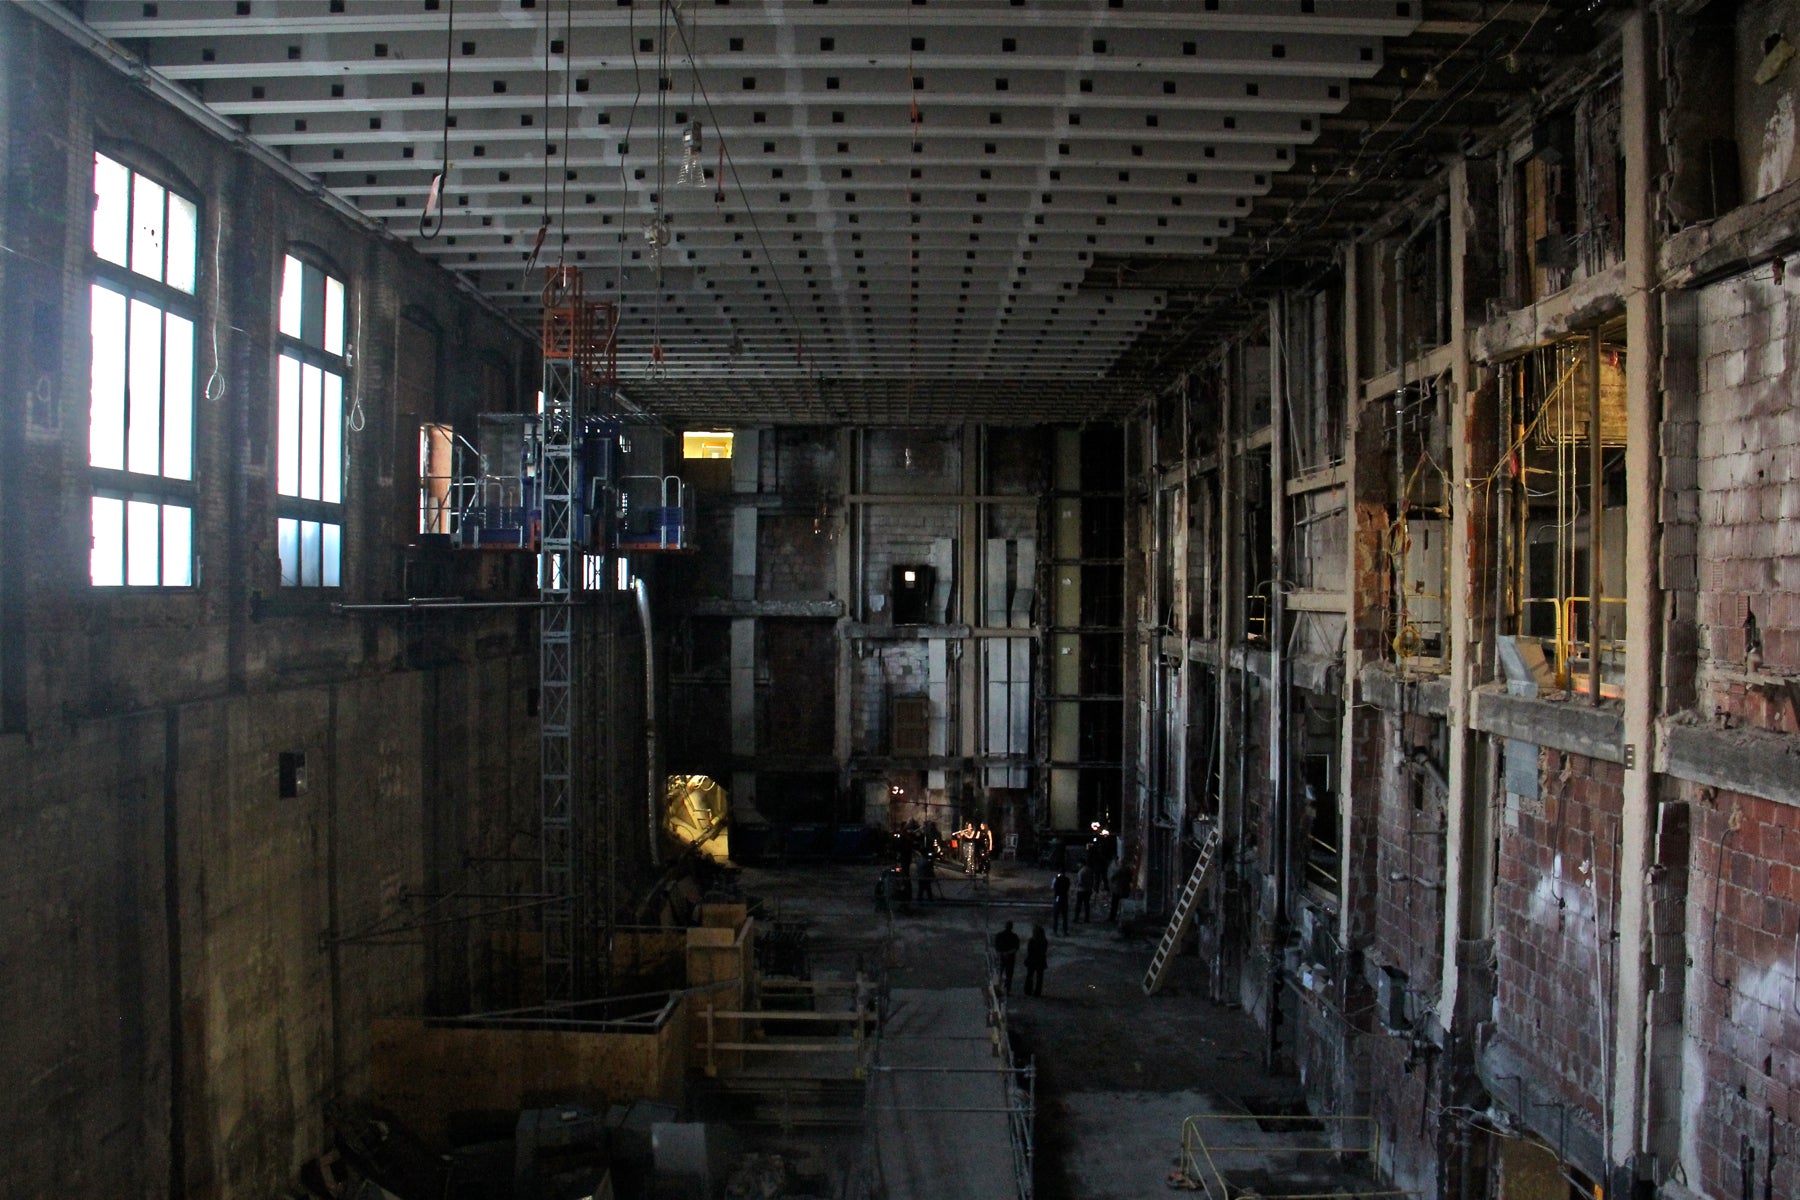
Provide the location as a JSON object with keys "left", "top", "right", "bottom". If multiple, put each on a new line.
{"left": 633, "top": 576, "right": 661, "bottom": 867}
{"left": 1587, "top": 329, "right": 1603, "bottom": 705}
{"left": 333, "top": 598, "right": 569, "bottom": 613}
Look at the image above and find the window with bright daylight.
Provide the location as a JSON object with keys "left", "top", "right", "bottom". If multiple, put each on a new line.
{"left": 89, "top": 152, "right": 199, "bottom": 587}
{"left": 276, "top": 254, "right": 347, "bottom": 587}
{"left": 682, "top": 430, "right": 734, "bottom": 459}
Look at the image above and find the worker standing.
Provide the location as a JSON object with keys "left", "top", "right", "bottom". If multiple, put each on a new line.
{"left": 1023, "top": 925, "right": 1049, "bottom": 996}
{"left": 993, "top": 921, "right": 1021, "bottom": 994}
{"left": 1051, "top": 870, "right": 1071, "bottom": 935}
{"left": 1107, "top": 854, "right": 1130, "bottom": 922}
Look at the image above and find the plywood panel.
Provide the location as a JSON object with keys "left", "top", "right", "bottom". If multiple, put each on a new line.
{"left": 371, "top": 1014, "right": 687, "bottom": 1144}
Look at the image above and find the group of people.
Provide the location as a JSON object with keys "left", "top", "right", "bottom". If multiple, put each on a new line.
{"left": 1048, "top": 857, "right": 1129, "bottom": 934}
{"left": 878, "top": 816, "right": 999, "bottom": 910}
{"left": 991, "top": 920, "right": 1050, "bottom": 996}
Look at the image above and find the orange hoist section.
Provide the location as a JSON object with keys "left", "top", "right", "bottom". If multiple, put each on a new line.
{"left": 540, "top": 266, "right": 617, "bottom": 386}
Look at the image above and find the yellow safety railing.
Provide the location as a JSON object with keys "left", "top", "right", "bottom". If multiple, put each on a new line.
{"left": 1178, "top": 1113, "right": 1421, "bottom": 1200}
{"left": 1246, "top": 591, "right": 1269, "bottom": 643}
{"left": 1519, "top": 596, "right": 1628, "bottom": 691}
{"left": 1304, "top": 834, "right": 1340, "bottom": 892}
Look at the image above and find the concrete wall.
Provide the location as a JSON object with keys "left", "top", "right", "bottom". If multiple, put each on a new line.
{"left": 666, "top": 423, "right": 1075, "bottom": 836}
{"left": 0, "top": 12, "right": 542, "bottom": 1196}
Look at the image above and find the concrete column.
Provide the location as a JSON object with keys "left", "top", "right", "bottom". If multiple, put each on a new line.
{"left": 1267, "top": 300, "right": 1288, "bottom": 923}
{"left": 1437, "top": 158, "right": 1474, "bottom": 1033}
{"left": 834, "top": 429, "right": 854, "bottom": 777}
{"left": 959, "top": 425, "right": 980, "bottom": 768}
{"left": 1175, "top": 380, "right": 1192, "bottom": 841}
{"left": 1610, "top": 9, "right": 1660, "bottom": 1174}
{"left": 1217, "top": 351, "right": 1238, "bottom": 838}
{"left": 1337, "top": 242, "right": 1361, "bottom": 942}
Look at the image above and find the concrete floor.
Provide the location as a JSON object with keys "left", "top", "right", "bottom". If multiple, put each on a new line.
{"left": 737, "top": 856, "right": 1342, "bottom": 1200}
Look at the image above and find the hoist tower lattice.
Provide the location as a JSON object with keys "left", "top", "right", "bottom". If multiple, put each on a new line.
{"left": 537, "top": 267, "right": 616, "bottom": 1007}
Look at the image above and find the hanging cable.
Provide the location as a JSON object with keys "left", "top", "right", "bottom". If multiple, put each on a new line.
{"left": 646, "top": 0, "right": 673, "bottom": 377}
{"left": 204, "top": 214, "right": 226, "bottom": 401}
{"left": 556, "top": 0, "right": 574, "bottom": 270}
{"left": 420, "top": 0, "right": 454, "bottom": 239}
{"left": 1147, "top": 2, "right": 1560, "bottom": 373}
{"left": 666, "top": 8, "right": 816, "bottom": 386}
{"left": 521, "top": 0, "right": 553, "bottom": 282}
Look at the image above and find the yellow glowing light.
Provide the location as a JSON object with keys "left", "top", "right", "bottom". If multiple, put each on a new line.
{"left": 683, "top": 430, "right": 734, "bottom": 459}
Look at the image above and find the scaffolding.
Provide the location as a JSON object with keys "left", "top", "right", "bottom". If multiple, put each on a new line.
{"left": 538, "top": 267, "right": 617, "bottom": 1007}
{"left": 1177, "top": 1112, "right": 1420, "bottom": 1199}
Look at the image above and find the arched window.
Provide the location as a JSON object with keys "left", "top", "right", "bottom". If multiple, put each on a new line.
{"left": 88, "top": 151, "right": 200, "bottom": 587}
{"left": 274, "top": 251, "right": 349, "bottom": 587}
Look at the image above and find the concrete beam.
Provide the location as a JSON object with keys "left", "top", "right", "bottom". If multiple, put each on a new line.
{"left": 1659, "top": 173, "right": 1800, "bottom": 290}
{"left": 1659, "top": 721, "right": 1800, "bottom": 807}
{"left": 844, "top": 623, "right": 975, "bottom": 641}
{"left": 1470, "top": 260, "right": 1628, "bottom": 362}
{"left": 1469, "top": 686, "right": 1625, "bottom": 764}
{"left": 1358, "top": 662, "right": 1452, "bottom": 717}
{"left": 1479, "top": 1039, "right": 1610, "bottom": 1185}
{"left": 689, "top": 599, "right": 845, "bottom": 619}
{"left": 1288, "top": 652, "right": 1342, "bottom": 697}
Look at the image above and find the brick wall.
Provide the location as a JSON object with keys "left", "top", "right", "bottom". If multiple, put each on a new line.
{"left": 1493, "top": 749, "right": 1624, "bottom": 1129}
{"left": 1372, "top": 713, "right": 1448, "bottom": 989}
{"left": 1679, "top": 786, "right": 1800, "bottom": 1200}
{"left": 862, "top": 427, "right": 962, "bottom": 494}
{"left": 862, "top": 504, "right": 960, "bottom": 617}
{"left": 851, "top": 642, "right": 934, "bottom": 753}
{"left": 758, "top": 512, "right": 836, "bottom": 600}
{"left": 1693, "top": 272, "right": 1800, "bottom": 731}
{"left": 764, "top": 427, "right": 839, "bottom": 496}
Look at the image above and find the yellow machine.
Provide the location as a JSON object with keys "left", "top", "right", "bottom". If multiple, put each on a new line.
{"left": 663, "top": 774, "right": 730, "bottom": 863}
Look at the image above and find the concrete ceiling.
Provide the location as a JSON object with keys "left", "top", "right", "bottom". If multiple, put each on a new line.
{"left": 62, "top": 1, "right": 1601, "bottom": 425}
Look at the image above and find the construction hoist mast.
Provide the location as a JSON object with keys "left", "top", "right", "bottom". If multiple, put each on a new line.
{"left": 538, "top": 267, "right": 617, "bottom": 1007}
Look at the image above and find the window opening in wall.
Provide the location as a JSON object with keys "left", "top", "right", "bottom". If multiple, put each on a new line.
{"left": 1513, "top": 113, "right": 1577, "bottom": 304}
{"left": 1243, "top": 450, "right": 1272, "bottom": 643}
{"left": 276, "top": 253, "right": 348, "bottom": 587}
{"left": 89, "top": 152, "right": 199, "bottom": 587}
{"left": 1189, "top": 469, "right": 1220, "bottom": 640}
{"left": 1386, "top": 373, "right": 1450, "bottom": 666}
{"left": 419, "top": 421, "right": 457, "bottom": 534}
{"left": 1282, "top": 287, "right": 1346, "bottom": 476}
{"left": 1493, "top": 328, "right": 1629, "bottom": 698}
{"left": 682, "top": 430, "right": 734, "bottom": 459}
{"left": 1293, "top": 689, "right": 1341, "bottom": 904}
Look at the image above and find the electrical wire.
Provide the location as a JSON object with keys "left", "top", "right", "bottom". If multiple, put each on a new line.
{"left": 420, "top": 0, "right": 453, "bottom": 239}
{"left": 665, "top": 6, "right": 817, "bottom": 392}
{"left": 1146, "top": 3, "right": 1564, "bottom": 373}
{"left": 204, "top": 214, "right": 226, "bottom": 402}
{"left": 613, "top": 0, "right": 645, "bottom": 300}
{"left": 556, "top": 0, "right": 573, "bottom": 271}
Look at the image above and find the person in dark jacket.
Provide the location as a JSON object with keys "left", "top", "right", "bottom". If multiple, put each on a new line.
{"left": 1074, "top": 863, "right": 1094, "bottom": 923}
{"left": 1023, "top": 924, "right": 1049, "bottom": 996}
{"left": 1107, "top": 855, "right": 1130, "bottom": 922}
{"left": 993, "top": 921, "right": 1021, "bottom": 994}
{"left": 1051, "top": 870, "right": 1071, "bottom": 935}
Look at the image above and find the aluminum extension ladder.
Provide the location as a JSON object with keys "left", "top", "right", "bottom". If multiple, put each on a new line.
{"left": 1142, "top": 825, "right": 1222, "bottom": 996}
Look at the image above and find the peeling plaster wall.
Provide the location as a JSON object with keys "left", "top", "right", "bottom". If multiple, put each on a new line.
{"left": 1493, "top": 749, "right": 1624, "bottom": 1136}
{"left": 1692, "top": 270, "right": 1800, "bottom": 733}
{"left": 1676, "top": 788, "right": 1800, "bottom": 1200}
